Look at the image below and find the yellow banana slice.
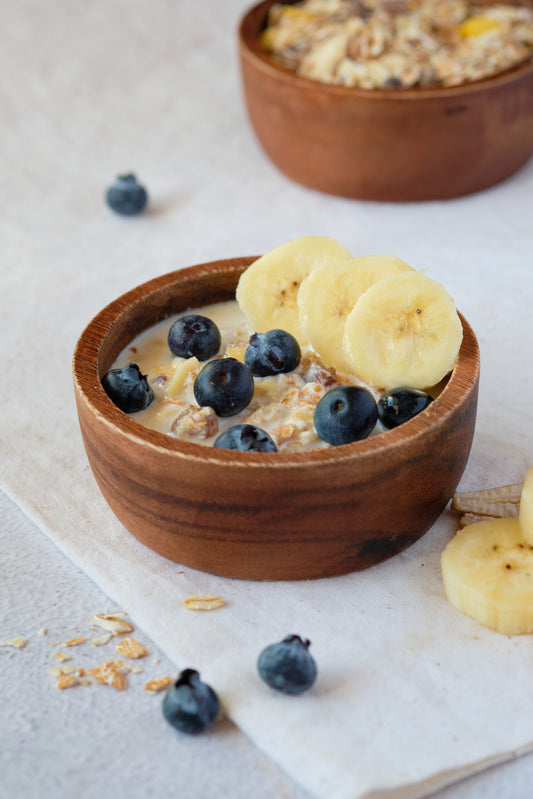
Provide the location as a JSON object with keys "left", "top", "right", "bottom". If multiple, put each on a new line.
{"left": 441, "top": 517, "right": 533, "bottom": 635}
{"left": 297, "top": 255, "right": 413, "bottom": 372}
{"left": 342, "top": 271, "right": 463, "bottom": 389}
{"left": 235, "top": 236, "right": 351, "bottom": 345}
{"left": 519, "top": 467, "right": 533, "bottom": 543}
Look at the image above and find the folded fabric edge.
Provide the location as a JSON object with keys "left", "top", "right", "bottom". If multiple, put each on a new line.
{"left": 362, "top": 743, "right": 533, "bottom": 799}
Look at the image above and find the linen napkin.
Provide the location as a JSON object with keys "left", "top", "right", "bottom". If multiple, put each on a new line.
{"left": 3, "top": 0, "right": 533, "bottom": 796}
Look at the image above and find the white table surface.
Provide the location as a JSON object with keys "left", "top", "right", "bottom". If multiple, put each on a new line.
{"left": 3, "top": 0, "right": 533, "bottom": 797}
{"left": 3, "top": 487, "right": 533, "bottom": 799}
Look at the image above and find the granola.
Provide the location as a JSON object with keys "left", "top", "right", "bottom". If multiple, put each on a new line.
{"left": 260, "top": 0, "right": 533, "bottom": 87}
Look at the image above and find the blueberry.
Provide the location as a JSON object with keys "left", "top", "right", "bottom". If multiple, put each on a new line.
{"left": 167, "top": 314, "right": 221, "bottom": 361}
{"left": 162, "top": 669, "right": 219, "bottom": 734}
{"left": 101, "top": 363, "right": 154, "bottom": 413}
{"left": 106, "top": 173, "right": 148, "bottom": 215}
{"left": 244, "top": 330, "right": 301, "bottom": 377}
{"left": 194, "top": 357, "right": 254, "bottom": 417}
{"left": 257, "top": 635, "right": 317, "bottom": 695}
{"left": 314, "top": 385, "right": 377, "bottom": 446}
{"left": 214, "top": 424, "right": 277, "bottom": 452}
{"left": 378, "top": 386, "right": 432, "bottom": 429}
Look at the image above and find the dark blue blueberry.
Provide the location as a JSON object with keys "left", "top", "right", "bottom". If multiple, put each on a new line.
{"left": 314, "top": 385, "right": 377, "bottom": 446}
{"left": 106, "top": 173, "right": 148, "bottom": 215}
{"left": 162, "top": 669, "right": 219, "bottom": 734}
{"left": 194, "top": 357, "right": 254, "bottom": 417}
{"left": 214, "top": 424, "right": 277, "bottom": 452}
{"left": 258, "top": 634, "right": 317, "bottom": 695}
{"left": 101, "top": 363, "right": 154, "bottom": 413}
{"left": 167, "top": 315, "right": 221, "bottom": 361}
{"left": 378, "top": 386, "right": 432, "bottom": 429}
{"left": 244, "top": 329, "right": 301, "bottom": 377}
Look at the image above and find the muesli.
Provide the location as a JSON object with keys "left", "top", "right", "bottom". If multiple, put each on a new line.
{"left": 260, "top": 0, "right": 533, "bottom": 88}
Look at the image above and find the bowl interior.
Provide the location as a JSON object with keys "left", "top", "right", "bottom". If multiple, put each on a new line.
{"left": 74, "top": 257, "right": 480, "bottom": 466}
{"left": 239, "top": 0, "right": 533, "bottom": 97}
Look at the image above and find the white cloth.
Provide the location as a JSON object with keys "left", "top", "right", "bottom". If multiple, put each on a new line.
{"left": 2, "top": 1, "right": 533, "bottom": 797}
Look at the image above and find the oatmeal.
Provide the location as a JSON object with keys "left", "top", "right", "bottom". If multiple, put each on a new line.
{"left": 110, "top": 300, "right": 374, "bottom": 451}
{"left": 259, "top": 0, "right": 533, "bottom": 88}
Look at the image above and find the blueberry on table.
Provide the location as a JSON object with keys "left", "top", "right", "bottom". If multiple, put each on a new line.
{"left": 214, "top": 424, "right": 278, "bottom": 452}
{"left": 168, "top": 314, "right": 221, "bottom": 361}
{"left": 194, "top": 357, "right": 254, "bottom": 417}
{"left": 378, "top": 386, "right": 432, "bottom": 429}
{"left": 106, "top": 173, "right": 148, "bottom": 215}
{"left": 314, "top": 385, "right": 377, "bottom": 446}
{"left": 101, "top": 363, "right": 154, "bottom": 413}
{"left": 244, "top": 329, "right": 301, "bottom": 377}
{"left": 258, "top": 635, "right": 317, "bottom": 695}
{"left": 162, "top": 669, "right": 219, "bottom": 734}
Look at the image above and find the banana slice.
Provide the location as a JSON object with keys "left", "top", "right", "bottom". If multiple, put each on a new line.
{"left": 235, "top": 236, "right": 351, "bottom": 345}
{"left": 519, "top": 467, "right": 533, "bottom": 543}
{"left": 297, "top": 255, "right": 413, "bottom": 372}
{"left": 342, "top": 271, "right": 463, "bottom": 389}
{"left": 441, "top": 518, "right": 533, "bottom": 635}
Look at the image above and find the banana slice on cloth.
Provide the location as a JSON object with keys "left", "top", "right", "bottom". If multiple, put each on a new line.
{"left": 441, "top": 518, "right": 533, "bottom": 635}
{"left": 297, "top": 254, "right": 413, "bottom": 372}
{"left": 442, "top": 468, "right": 533, "bottom": 634}
{"left": 236, "top": 236, "right": 351, "bottom": 346}
{"left": 342, "top": 271, "right": 463, "bottom": 389}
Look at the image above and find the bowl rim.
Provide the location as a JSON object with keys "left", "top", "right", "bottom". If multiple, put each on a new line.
{"left": 238, "top": 0, "right": 533, "bottom": 101}
{"left": 73, "top": 257, "right": 480, "bottom": 469}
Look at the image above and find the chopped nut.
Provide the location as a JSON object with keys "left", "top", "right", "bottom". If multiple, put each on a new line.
{"left": 184, "top": 594, "right": 226, "bottom": 611}
{"left": 115, "top": 637, "right": 148, "bottom": 660}
{"left": 144, "top": 676, "right": 173, "bottom": 693}
{"left": 38, "top": 628, "right": 48, "bottom": 637}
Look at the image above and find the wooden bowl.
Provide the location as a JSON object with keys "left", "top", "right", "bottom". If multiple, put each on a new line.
{"left": 72, "top": 257, "right": 480, "bottom": 580}
{"left": 238, "top": 0, "right": 533, "bottom": 201}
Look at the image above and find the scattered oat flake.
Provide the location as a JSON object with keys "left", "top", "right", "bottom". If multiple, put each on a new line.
{"left": 88, "top": 659, "right": 129, "bottom": 690}
{"left": 55, "top": 652, "right": 71, "bottom": 663}
{"left": 61, "top": 636, "right": 85, "bottom": 647}
{"left": 57, "top": 673, "right": 79, "bottom": 690}
{"left": 184, "top": 594, "right": 225, "bottom": 611}
{"left": 76, "top": 668, "right": 85, "bottom": 677}
{"left": 115, "top": 637, "right": 148, "bottom": 659}
{"left": 0, "top": 638, "right": 27, "bottom": 649}
{"left": 88, "top": 613, "right": 134, "bottom": 635}
{"left": 144, "top": 676, "right": 173, "bottom": 693}
{"left": 91, "top": 633, "right": 113, "bottom": 646}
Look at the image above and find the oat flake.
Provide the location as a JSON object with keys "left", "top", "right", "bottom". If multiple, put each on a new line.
{"left": 144, "top": 676, "right": 173, "bottom": 693}
{"left": 184, "top": 594, "right": 226, "bottom": 611}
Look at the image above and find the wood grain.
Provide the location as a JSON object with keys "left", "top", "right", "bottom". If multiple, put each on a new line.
{"left": 73, "top": 258, "right": 480, "bottom": 580}
{"left": 238, "top": 0, "right": 533, "bottom": 201}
